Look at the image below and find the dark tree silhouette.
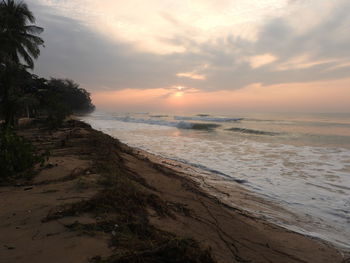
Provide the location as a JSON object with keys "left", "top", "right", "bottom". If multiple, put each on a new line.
{"left": 0, "top": 1, "right": 94, "bottom": 182}
{"left": 0, "top": 0, "right": 44, "bottom": 127}
{"left": 0, "top": 0, "right": 44, "bottom": 68}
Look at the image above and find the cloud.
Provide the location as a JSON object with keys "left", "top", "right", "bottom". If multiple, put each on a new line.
{"left": 176, "top": 72, "right": 206, "bottom": 80}
{"left": 249, "top": 54, "right": 278, "bottom": 68}
{"left": 26, "top": 0, "right": 350, "bottom": 97}
{"left": 29, "top": 0, "right": 292, "bottom": 54}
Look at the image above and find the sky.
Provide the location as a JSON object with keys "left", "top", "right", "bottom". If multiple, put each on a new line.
{"left": 26, "top": 0, "right": 350, "bottom": 113}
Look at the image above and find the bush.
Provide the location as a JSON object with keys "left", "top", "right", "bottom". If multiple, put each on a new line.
{"left": 45, "top": 102, "right": 70, "bottom": 129}
{"left": 0, "top": 128, "right": 47, "bottom": 183}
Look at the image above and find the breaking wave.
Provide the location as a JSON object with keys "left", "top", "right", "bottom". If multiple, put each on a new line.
{"left": 111, "top": 116, "right": 220, "bottom": 130}
{"left": 150, "top": 115, "right": 168, "bottom": 118}
{"left": 175, "top": 116, "right": 243, "bottom": 122}
{"left": 177, "top": 122, "right": 221, "bottom": 130}
{"left": 227, "top": 127, "right": 280, "bottom": 136}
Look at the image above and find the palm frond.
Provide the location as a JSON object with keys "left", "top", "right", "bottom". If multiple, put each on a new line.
{"left": 21, "top": 38, "right": 41, "bottom": 60}
{"left": 0, "top": 0, "right": 44, "bottom": 68}
{"left": 21, "top": 33, "right": 45, "bottom": 46}
{"left": 17, "top": 44, "right": 34, "bottom": 68}
{"left": 24, "top": 25, "right": 44, "bottom": 35}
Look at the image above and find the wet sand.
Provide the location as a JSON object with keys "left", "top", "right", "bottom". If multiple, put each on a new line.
{"left": 0, "top": 120, "right": 347, "bottom": 263}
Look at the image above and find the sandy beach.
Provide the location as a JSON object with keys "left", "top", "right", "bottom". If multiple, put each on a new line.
{"left": 0, "top": 120, "right": 347, "bottom": 263}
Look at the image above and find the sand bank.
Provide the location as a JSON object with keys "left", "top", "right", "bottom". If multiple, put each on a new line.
{"left": 0, "top": 120, "right": 347, "bottom": 263}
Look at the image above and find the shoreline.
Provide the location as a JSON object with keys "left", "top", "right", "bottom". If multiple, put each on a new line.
{"left": 82, "top": 111, "right": 350, "bottom": 249}
{"left": 0, "top": 120, "right": 347, "bottom": 262}
{"left": 122, "top": 143, "right": 350, "bottom": 254}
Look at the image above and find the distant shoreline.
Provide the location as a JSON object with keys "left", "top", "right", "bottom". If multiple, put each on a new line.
{"left": 0, "top": 119, "right": 346, "bottom": 262}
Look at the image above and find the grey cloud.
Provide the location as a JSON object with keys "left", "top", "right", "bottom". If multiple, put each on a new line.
{"left": 258, "top": 4, "right": 350, "bottom": 61}
{"left": 28, "top": 2, "right": 188, "bottom": 91}
{"left": 28, "top": 0, "right": 350, "bottom": 93}
{"left": 198, "top": 0, "right": 350, "bottom": 90}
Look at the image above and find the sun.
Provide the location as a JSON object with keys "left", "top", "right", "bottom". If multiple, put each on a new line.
{"left": 173, "top": 86, "right": 184, "bottom": 97}
{"left": 174, "top": 91, "right": 184, "bottom": 97}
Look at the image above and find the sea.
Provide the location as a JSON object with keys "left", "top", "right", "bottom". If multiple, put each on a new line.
{"left": 81, "top": 111, "right": 350, "bottom": 251}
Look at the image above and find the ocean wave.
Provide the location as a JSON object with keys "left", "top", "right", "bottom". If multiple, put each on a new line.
{"left": 112, "top": 116, "right": 173, "bottom": 126}
{"left": 244, "top": 118, "right": 350, "bottom": 127}
{"left": 175, "top": 116, "right": 243, "bottom": 122}
{"left": 150, "top": 115, "right": 168, "bottom": 118}
{"left": 243, "top": 118, "right": 295, "bottom": 125}
{"left": 227, "top": 127, "right": 279, "bottom": 136}
{"left": 111, "top": 116, "right": 220, "bottom": 130}
{"left": 84, "top": 113, "right": 350, "bottom": 249}
{"left": 177, "top": 122, "right": 220, "bottom": 130}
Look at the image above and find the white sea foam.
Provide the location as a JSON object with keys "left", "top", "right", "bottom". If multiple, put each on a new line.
{"left": 101, "top": 115, "right": 223, "bottom": 130}
{"left": 175, "top": 116, "right": 243, "bottom": 122}
{"left": 82, "top": 112, "right": 350, "bottom": 250}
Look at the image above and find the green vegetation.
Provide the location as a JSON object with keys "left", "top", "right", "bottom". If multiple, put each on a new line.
{"left": 0, "top": 0, "right": 94, "bottom": 128}
{"left": 0, "top": 0, "right": 94, "bottom": 182}
{"left": 0, "top": 128, "right": 48, "bottom": 184}
{"left": 0, "top": 1, "right": 215, "bottom": 261}
{"left": 0, "top": 0, "right": 43, "bottom": 69}
{"left": 0, "top": 0, "right": 44, "bottom": 127}
{"left": 34, "top": 77, "right": 95, "bottom": 128}
{"left": 0, "top": 65, "right": 95, "bottom": 128}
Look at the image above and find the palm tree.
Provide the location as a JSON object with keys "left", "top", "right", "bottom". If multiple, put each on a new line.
{"left": 0, "top": 0, "right": 44, "bottom": 69}
{"left": 0, "top": 0, "right": 44, "bottom": 127}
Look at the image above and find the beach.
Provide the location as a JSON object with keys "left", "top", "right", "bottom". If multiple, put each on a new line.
{"left": 83, "top": 111, "right": 350, "bottom": 249}
{"left": 1, "top": 0, "right": 350, "bottom": 262}
{"left": 0, "top": 119, "right": 347, "bottom": 263}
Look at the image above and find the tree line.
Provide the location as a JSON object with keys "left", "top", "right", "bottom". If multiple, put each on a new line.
{"left": 0, "top": 0, "right": 95, "bottom": 129}
{"left": 0, "top": 0, "right": 95, "bottom": 182}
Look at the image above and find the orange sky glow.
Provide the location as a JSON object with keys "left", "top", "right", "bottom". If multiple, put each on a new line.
{"left": 92, "top": 78, "right": 350, "bottom": 113}
{"left": 29, "top": 0, "right": 350, "bottom": 113}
